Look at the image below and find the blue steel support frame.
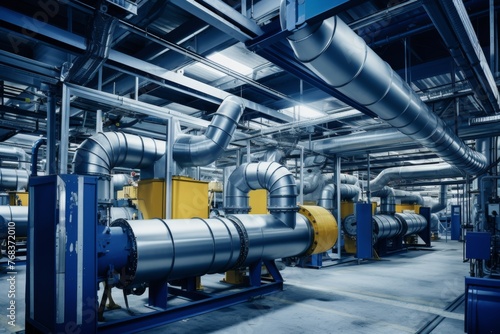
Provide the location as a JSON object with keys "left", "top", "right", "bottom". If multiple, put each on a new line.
{"left": 356, "top": 203, "right": 373, "bottom": 259}
{"left": 418, "top": 207, "right": 432, "bottom": 246}
{"left": 26, "top": 175, "right": 98, "bottom": 334}
{"left": 99, "top": 260, "right": 283, "bottom": 334}
{"left": 451, "top": 205, "right": 461, "bottom": 240}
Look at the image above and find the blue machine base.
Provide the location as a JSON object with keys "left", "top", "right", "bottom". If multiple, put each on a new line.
{"left": 98, "top": 260, "right": 283, "bottom": 334}
{"left": 465, "top": 277, "right": 500, "bottom": 333}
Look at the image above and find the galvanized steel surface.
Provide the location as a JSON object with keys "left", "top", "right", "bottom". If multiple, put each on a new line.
{"left": 285, "top": 15, "right": 487, "bottom": 174}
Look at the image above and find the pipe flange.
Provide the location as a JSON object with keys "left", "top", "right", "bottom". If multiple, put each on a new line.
{"left": 110, "top": 218, "right": 138, "bottom": 286}
{"left": 268, "top": 205, "right": 300, "bottom": 212}
{"left": 227, "top": 215, "right": 249, "bottom": 269}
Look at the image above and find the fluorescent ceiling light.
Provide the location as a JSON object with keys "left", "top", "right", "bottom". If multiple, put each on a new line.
{"left": 207, "top": 52, "right": 253, "bottom": 76}
{"left": 281, "top": 105, "right": 327, "bottom": 119}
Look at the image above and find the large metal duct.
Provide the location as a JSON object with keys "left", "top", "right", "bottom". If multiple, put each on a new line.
{"left": 395, "top": 212, "right": 428, "bottom": 236}
{"left": 0, "top": 205, "right": 142, "bottom": 239}
{"left": 343, "top": 213, "right": 427, "bottom": 241}
{"left": 101, "top": 204, "right": 336, "bottom": 286}
{"left": 225, "top": 162, "right": 298, "bottom": 228}
{"left": 0, "top": 146, "right": 28, "bottom": 170}
{"left": 105, "top": 213, "right": 315, "bottom": 284}
{"left": 427, "top": 185, "right": 448, "bottom": 213}
{"left": 283, "top": 12, "right": 487, "bottom": 174}
{"left": 0, "top": 169, "right": 29, "bottom": 191}
{"left": 73, "top": 132, "right": 166, "bottom": 177}
{"left": 370, "top": 164, "right": 463, "bottom": 193}
{"left": 317, "top": 183, "right": 360, "bottom": 211}
{"left": 374, "top": 215, "right": 403, "bottom": 240}
{"left": 173, "top": 96, "right": 244, "bottom": 168}
{"left": 0, "top": 206, "right": 28, "bottom": 239}
{"left": 393, "top": 189, "right": 424, "bottom": 206}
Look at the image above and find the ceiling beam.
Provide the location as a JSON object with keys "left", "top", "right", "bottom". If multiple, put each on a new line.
{"left": 422, "top": 0, "right": 500, "bottom": 114}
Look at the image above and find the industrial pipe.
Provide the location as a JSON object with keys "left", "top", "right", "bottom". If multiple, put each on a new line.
{"left": 282, "top": 11, "right": 487, "bottom": 174}
{"left": 0, "top": 145, "right": 28, "bottom": 170}
{"left": 0, "top": 169, "right": 29, "bottom": 191}
{"left": 73, "top": 132, "right": 166, "bottom": 177}
{"left": 30, "top": 138, "right": 46, "bottom": 177}
{"left": 173, "top": 95, "right": 244, "bottom": 168}
{"left": 0, "top": 205, "right": 142, "bottom": 240}
{"left": 317, "top": 183, "right": 360, "bottom": 211}
{"left": 0, "top": 206, "right": 28, "bottom": 239}
{"left": 343, "top": 212, "right": 427, "bottom": 241}
{"left": 370, "top": 164, "right": 462, "bottom": 193}
{"left": 225, "top": 162, "right": 298, "bottom": 228}
{"left": 99, "top": 205, "right": 337, "bottom": 287}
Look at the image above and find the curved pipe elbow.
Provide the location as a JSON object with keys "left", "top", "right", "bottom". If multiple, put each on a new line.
{"left": 73, "top": 132, "right": 165, "bottom": 177}
{"left": 225, "top": 162, "right": 298, "bottom": 228}
{"left": 173, "top": 96, "right": 244, "bottom": 168}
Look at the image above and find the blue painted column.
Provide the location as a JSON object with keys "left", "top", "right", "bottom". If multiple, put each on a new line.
{"left": 451, "top": 205, "right": 461, "bottom": 240}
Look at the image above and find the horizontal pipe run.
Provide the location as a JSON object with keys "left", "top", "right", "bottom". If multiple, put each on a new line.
{"left": 284, "top": 13, "right": 487, "bottom": 174}
{"left": 101, "top": 209, "right": 337, "bottom": 286}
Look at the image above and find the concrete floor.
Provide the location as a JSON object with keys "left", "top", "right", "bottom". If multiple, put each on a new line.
{"left": 0, "top": 238, "right": 467, "bottom": 333}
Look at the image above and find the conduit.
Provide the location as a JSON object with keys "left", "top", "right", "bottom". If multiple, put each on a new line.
{"left": 0, "top": 169, "right": 29, "bottom": 191}
{"left": 282, "top": 11, "right": 487, "bottom": 174}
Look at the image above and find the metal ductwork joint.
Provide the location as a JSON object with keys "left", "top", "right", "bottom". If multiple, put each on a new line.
{"left": 73, "top": 132, "right": 166, "bottom": 177}
{"left": 0, "top": 169, "right": 29, "bottom": 191}
{"left": 63, "top": 4, "right": 117, "bottom": 85}
{"left": 225, "top": 161, "right": 299, "bottom": 228}
{"left": 370, "top": 164, "right": 463, "bottom": 193}
{"left": 318, "top": 183, "right": 360, "bottom": 211}
{"left": 282, "top": 10, "right": 487, "bottom": 175}
{"left": 173, "top": 96, "right": 244, "bottom": 168}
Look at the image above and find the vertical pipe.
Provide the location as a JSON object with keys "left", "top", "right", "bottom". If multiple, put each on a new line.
{"left": 246, "top": 140, "right": 251, "bottom": 163}
{"left": 490, "top": 0, "right": 496, "bottom": 72}
{"left": 135, "top": 76, "right": 139, "bottom": 101}
{"left": 165, "top": 119, "right": 174, "bottom": 219}
{"left": 367, "top": 153, "right": 371, "bottom": 203}
{"left": 299, "top": 146, "right": 304, "bottom": 205}
{"left": 241, "top": 0, "right": 247, "bottom": 16}
{"left": 335, "top": 155, "right": 341, "bottom": 259}
{"left": 96, "top": 68, "right": 103, "bottom": 133}
{"left": 46, "top": 86, "right": 56, "bottom": 175}
{"left": 60, "top": 84, "right": 70, "bottom": 174}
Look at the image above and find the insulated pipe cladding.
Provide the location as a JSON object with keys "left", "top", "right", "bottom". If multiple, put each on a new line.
{"left": 97, "top": 162, "right": 337, "bottom": 287}
{"left": 281, "top": 8, "right": 487, "bottom": 175}
{"left": 343, "top": 213, "right": 427, "bottom": 241}
{"left": 98, "top": 206, "right": 338, "bottom": 287}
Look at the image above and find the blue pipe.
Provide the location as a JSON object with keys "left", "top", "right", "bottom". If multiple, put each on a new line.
{"left": 30, "top": 138, "right": 47, "bottom": 177}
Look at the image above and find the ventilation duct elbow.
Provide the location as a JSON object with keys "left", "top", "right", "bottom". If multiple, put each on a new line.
{"left": 283, "top": 14, "right": 487, "bottom": 175}
{"left": 225, "top": 162, "right": 298, "bottom": 228}
{"left": 73, "top": 132, "right": 165, "bottom": 177}
{"left": 370, "top": 164, "right": 463, "bottom": 193}
{"left": 173, "top": 96, "right": 244, "bottom": 168}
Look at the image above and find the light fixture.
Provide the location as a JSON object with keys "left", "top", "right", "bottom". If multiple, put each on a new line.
{"left": 207, "top": 52, "right": 253, "bottom": 76}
